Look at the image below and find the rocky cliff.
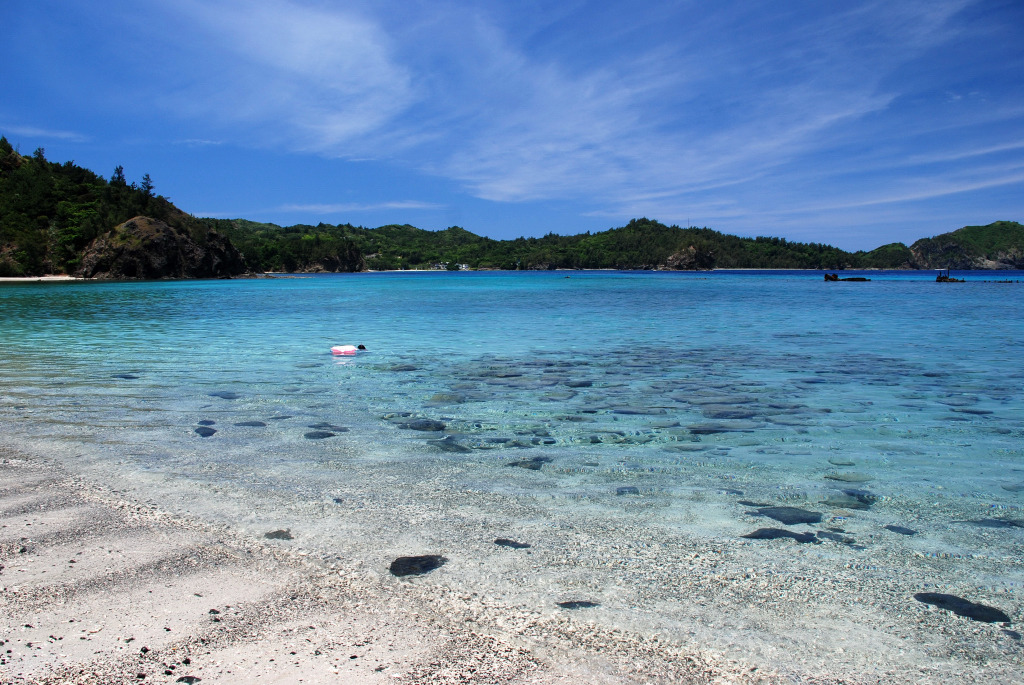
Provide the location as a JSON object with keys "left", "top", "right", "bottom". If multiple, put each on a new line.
{"left": 76, "top": 216, "right": 247, "bottom": 280}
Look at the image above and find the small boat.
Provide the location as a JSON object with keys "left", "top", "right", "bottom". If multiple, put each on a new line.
{"left": 935, "top": 269, "right": 964, "bottom": 283}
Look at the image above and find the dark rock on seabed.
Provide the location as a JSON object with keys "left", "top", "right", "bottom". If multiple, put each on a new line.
{"left": 557, "top": 600, "right": 600, "bottom": 609}
{"left": 742, "top": 528, "right": 819, "bottom": 544}
{"left": 494, "top": 538, "right": 531, "bottom": 549}
{"left": 194, "top": 426, "right": 216, "bottom": 438}
{"left": 401, "top": 419, "right": 447, "bottom": 431}
{"left": 749, "top": 506, "right": 823, "bottom": 525}
{"left": 507, "top": 456, "right": 552, "bottom": 470}
{"left": 914, "top": 592, "right": 1011, "bottom": 623}
{"left": 427, "top": 436, "right": 472, "bottom": 453}
{"left": 208, "top": 391, "right": 241, "bottom": 400}
{"left": 308, "top": 422, "right": 349, "bottom": 432}
{"left": 390, "top": 555, "right": 447, "bottom": 577}
{"left": 264, "top": 529, "right": 293, "bottom": 540}
{"left": 956, "top": 518, "right": 1024, "bottom": 529}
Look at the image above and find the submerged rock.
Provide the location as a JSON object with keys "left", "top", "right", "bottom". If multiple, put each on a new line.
{"left": 197, "top": 419, "right": 216, "bottom": 426}
{"left": 616, "top": 486, "right": 640, "bottom": 496}
{"left": 389, "top": 555, "right": 447, "bottom": 577}
{"left": 884, "top": 524, "right": 918, "bottom": 536}
{"left": 494, "top": 538, "right": 531, "bottom": 549}
{"left": 612, "top": 407, "right": 667, "bottom": 415}
{"left": 111, "top": 373, "right": 139, "bottom": 380}
{"left": 308, "top": 422, "right": 349, "bottom": 432}
{"left": 823, "top": 489, "right": 878, "bottom": 510}
{"left": 701, "top": 406, "right": 759, "bottom": 419}
{"left": 304, "top": 430, "right": 336, "bottom": 440}
{"left": 507, "top": 456, "right": 552, "bottom": 470}
{"left": 234, "top": 420, "right": 267, "bottom": 427}
{"left": 208, "top": 391, "right": 240, "bottom": 400}
{"left": 816, "top": 530, "right": 856, "bottom": 545}
{"left": 425, "top": 393, "right": 465, "bottom": 406}
{"left": 264, "top": 529, "right": 293, "bottom": 540}
{"left": 750, "top": 506, "right": 823, "bottom": 525}
{"left": 914, "top": 592, "right": 1011, "bottom": 623}
{"left": 401, "top": 419, "right": 447, "bottom": 432}
{"left": 687, "top": 421, "right": 759, "bottom": 434}
{"left": 956, "top": 518, "right": 1024, "bottom": 529}
{"left": 194, "top": 426, "right": 217, "bottom": 438}
{"left": 557, "top": 600, "right": 600, "bottom": 609}
{"left": 427, "top": 436, "right": 472, "bottom": 453}
{"left": 742, "top": 528, "right": 819, "bottom": 543}
{"left": 824, "top": 472, "right": 874, "bottom": 483}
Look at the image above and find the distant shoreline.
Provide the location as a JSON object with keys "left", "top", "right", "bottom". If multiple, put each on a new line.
{"left": 0, "top": 274, "right": 84, "bottom": 282}
{"left": 4, "top": 264, "right": 1019, "bottom": 280}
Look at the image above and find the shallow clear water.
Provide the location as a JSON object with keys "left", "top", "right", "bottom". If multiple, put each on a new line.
{"left": 3, "top": 269, "right": 1024, "bottom": 676}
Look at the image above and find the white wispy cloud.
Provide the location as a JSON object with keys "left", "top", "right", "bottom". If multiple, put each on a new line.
{"left": 416, "top": 0, "right": 969, "bottom": 212}
{"left": 154, "top": 0, "right": 414, "bottom": 154}
{"left": 1, "top": 124, "right": 89, "bottom": 143}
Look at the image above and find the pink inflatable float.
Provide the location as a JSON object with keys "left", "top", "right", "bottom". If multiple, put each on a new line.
{"left": 331, "top": 345, "right": 358, "bottom": 356}
{"left": 330, "top": 344, "right": 366, "bottom": 356}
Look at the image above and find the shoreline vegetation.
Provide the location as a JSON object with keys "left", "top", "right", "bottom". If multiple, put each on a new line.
{"left": 2, "top": 135, "right": 1023, "bottom": 279}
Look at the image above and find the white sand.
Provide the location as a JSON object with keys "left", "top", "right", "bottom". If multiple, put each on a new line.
{"left": 0, "top": 275, "right": 82, "bottom": 282}
{"left": 0, "top": 452, "right": 763, "bottom": 684}
{"left": 4, "top": 447, "right": 1023, "bottom": 684}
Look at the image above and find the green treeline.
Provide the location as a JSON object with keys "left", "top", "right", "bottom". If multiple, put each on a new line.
{"left": 2, "top": 136, "right": 1022, "bottom": 276}
{"left": 209, "top": 217, "right": 856, "bottom": 271}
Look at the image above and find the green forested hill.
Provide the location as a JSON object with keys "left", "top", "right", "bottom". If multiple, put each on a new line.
{"left": 210, "top": 217, "right": 856, "bottom": 271}
{"left": 2, "top": 136, "right": 1021, "bottom": 276}
{"left": 0, "top": 136, "right": 233, "bottom": 276}
{"left": 907, "top": 221, "right": 1024, "bottom": 269}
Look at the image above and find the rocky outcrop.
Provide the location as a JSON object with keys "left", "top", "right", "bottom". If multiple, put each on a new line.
{"left": 663, "top": 245, "right": 715, "bottom": 270}
{"left": 76, "top": 216, "right": 247, "bottom": 279}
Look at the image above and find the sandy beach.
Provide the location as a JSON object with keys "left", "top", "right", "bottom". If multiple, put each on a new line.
{"left": 1, "top": 449, "right": 775, "bottom": 685}
{"left": 4, "top": 442, "right": 1024, "bottom": 684}
{"left": 0, "top": 276, "right": 83, "bottom": 283}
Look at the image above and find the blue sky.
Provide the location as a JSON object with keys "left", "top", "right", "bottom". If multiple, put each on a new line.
{"left": 2, "top": 0, "right": 1022, "bottom": 250}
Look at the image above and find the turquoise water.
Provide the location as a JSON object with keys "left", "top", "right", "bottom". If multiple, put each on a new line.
{"left": 3, "top": 270, "right": 1024, "bottom": 677}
